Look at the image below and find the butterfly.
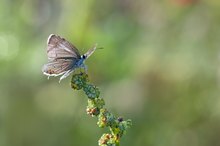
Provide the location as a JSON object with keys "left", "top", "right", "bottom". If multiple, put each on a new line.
{"left": 42, "top": 34, "right": 97, "bottom": 82}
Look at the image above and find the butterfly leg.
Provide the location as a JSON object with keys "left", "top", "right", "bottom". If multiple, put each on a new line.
{"left": 82, "top": 64, "right": 88, "bottom": 74}
{"left": 59, "top": 69, "right": 74, "bottom": 83}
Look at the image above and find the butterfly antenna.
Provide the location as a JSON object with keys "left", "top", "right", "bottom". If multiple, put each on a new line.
{"left": 82, "top": 48, "right": 85, "bottom": 52}
{"left": 95, "top": 43, "right": 104, "bottom": 50}
{"left": 97, "top": 47, "right": 104, "bottom": 50}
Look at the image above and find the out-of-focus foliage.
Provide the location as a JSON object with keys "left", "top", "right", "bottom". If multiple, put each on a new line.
{"left": 0, "top": 0, "right": 220, "bottom": 146}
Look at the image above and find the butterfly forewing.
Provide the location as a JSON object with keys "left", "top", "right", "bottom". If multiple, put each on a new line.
{"left": 84, "top": 44, "right": 97, "bottom": 59}
{"left": 47, "top": 34, "right": 81, "bottom": 60}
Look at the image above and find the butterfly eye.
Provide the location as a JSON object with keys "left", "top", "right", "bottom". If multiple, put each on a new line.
{"left": 82, "top": 55, "right": 86, "bottom": 59}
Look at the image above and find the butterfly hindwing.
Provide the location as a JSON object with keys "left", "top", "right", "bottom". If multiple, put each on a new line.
{"left": 42, "top": 59, "right": 76, "bottom": 77}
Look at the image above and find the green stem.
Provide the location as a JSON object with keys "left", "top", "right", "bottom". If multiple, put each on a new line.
{"left": 115, "top": 141, "right": 120, "bottom": 146}
{"left": 71, "top": 72, "right": 132, "bottom": 146}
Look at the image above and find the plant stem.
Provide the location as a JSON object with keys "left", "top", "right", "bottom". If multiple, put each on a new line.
{"left": 71, "top": 72, "right": 132, "bottom": 146}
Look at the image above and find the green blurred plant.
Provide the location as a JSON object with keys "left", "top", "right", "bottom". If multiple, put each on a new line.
{"left": 71, "top": 72, "right": 132, "bottom": 146}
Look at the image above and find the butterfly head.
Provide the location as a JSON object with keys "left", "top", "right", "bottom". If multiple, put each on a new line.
{"left": 81, "top": 54, "right": 87, "bottom": 60}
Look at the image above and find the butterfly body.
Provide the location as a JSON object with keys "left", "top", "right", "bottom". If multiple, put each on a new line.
{"left": 76, "top": 56, "right": 86, "bottom": 67}
{"left": 42, "top": 34, "right": 96, "bottom": 82}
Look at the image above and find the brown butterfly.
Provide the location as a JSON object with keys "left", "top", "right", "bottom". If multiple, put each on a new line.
{"left": 42, "top": 34, "right": 97, "bottom": 82}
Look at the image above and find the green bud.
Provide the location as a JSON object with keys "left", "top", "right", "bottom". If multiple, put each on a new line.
{"left": 83, "top": 84, "right": 100, "bottom": 99}
{"left": 71, "top": 73, "right": 88, "bottom": 90}
{"left": 111, "top": 119, "right": 132, "bottom": 138}
{"left": 87, "top": 98, "right": 105, "bottom": 109}
{"left": 97, "top": 109, "right": 116, "bottom": 128}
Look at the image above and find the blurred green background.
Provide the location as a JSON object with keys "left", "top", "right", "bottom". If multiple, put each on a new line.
{"left": 0, "top": 0, "right": 220, "bottom": 146}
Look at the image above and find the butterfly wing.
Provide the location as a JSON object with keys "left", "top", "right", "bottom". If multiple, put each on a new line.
{"left": 42, "top": 59, "right": 75, "bottom": 77}
{"left": 47, "top": 34, "right": 81, "bottom": 60}
{"left": 84, "top": 44, "right": 97, "bottom": 59}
